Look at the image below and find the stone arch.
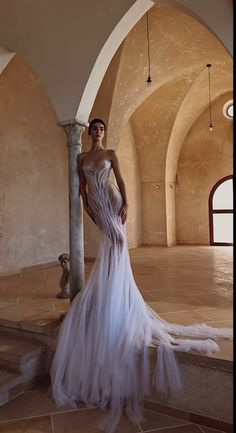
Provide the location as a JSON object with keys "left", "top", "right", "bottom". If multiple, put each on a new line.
{"left": 75, "top": 0, "right": 233, "bottom": 254}
{"left": 0, "top": 46, "right": 15, "bottom": 74}
{"left": 0, "top": 1, "right": 232, "bottom": 121}
{"left": 76, "top": 0, "right": 232, "bottom": 124}
{"left": 165, "top": 69, "right": 232, "bottom": 245}
{"left": 76, "top": 0, "right": 154, "bottom": 122}
{"left": 166, "top": 68, "right": 232, "bottom": 184}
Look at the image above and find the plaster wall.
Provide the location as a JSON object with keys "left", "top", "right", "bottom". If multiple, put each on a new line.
{"left": 0, "top": 56, "right": 69, "bottom": 274}
{"left": 130, "top": 78, "right": 189, "bottom": 245}
{"left": 160, "top": 0, "right": 233, "bottom": 55}
{"left": 141, "top": 181, "right": 167, "bottom": 245}
{"left": 176, "top": 92, "right": 233, "bottom": 245}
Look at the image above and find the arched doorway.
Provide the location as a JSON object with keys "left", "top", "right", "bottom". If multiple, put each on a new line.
{"left": 209, "top": 175, "right": 233, "bottom": 246}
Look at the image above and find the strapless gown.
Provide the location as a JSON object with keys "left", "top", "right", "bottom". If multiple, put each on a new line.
{"left": 50, "top": 160, "right": 232, "bottom": 433}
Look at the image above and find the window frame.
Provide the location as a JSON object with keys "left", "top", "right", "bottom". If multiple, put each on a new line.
{"left": 223, "top": 100, "right": 233, "bottom": 120}
{"left": 209, "top": 175, "right": 233, "bottom": 246}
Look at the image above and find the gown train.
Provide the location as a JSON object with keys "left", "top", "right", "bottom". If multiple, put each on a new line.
{"left": 50, "top": 161, "right": 232, "bottom": 433}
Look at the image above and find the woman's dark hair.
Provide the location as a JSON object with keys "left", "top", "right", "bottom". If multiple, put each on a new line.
{"left": 88, "top": 118, "right": 106, "bottom": 134}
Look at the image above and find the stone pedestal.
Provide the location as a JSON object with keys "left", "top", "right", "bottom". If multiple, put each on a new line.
{"left": 59, "top": 119, "right": 88, "bottom": 300}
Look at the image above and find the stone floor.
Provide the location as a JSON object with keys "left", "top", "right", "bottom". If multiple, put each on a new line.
{"left": 0, "top": 246, "right": 233, "bottom": 432}
{"left": 0, "top": 245, "right": 233, "bottom": 360}
{"left": 0, "top": 378, "right": 229, "bottom": 433}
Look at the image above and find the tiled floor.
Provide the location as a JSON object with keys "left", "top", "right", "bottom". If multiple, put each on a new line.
{"left": 0, "top": 245, "right": 233, "bottom": 360}
{"left": 0, "top": 380, "right": 228, "bottom": 432}
{"left": 0, "top": 246, "right": 233, "bottom": 432}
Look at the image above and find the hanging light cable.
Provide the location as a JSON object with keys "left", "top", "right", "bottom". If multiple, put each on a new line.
{"left": 206, "top": 64, "right": 213, "bottom": 131}
{"left": 146, "top": 11, "right": 152, "bottom": 86}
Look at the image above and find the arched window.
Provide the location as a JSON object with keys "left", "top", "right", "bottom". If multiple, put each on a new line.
{"left": 209, "top": 175, "right": 233, "bottom": 246}
{"left": 223, "top": 100, "right": 233, "bottom": 120}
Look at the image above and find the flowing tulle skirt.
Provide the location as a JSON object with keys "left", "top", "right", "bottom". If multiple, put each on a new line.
{"left": 50, "top": 229, "right": 232, "bottom": 433}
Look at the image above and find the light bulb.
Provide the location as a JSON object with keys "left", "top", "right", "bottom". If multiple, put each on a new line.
{"left": 146, "top": 75, "right": 152, "bottom": 86}
{"left": 209, "top": 124, "right": 213, "bottom": 131}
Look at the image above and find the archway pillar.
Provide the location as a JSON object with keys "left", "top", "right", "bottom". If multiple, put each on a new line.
{"left": 59, "top": 119, "right": 88, "bottom": 300}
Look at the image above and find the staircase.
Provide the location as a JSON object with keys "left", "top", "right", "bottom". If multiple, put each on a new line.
{"left": 0, "top": 333, "right": 46, "bottom": 406}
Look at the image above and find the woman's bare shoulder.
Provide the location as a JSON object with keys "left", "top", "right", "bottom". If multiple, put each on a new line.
{"left": 107, "top": 149, "right": 118, "bottom": 162}
{"left": 107, "top": 149, "right": 116, "bottom": 157}
{"left": 78, "top": 151, "right": 88, "bottom": 158}
{"left": 77, "top": 152, "right": 88, "bottom": 161}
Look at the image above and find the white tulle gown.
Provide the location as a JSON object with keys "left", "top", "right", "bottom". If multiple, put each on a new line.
{"left": 50, "top": 160, "right": 232, "bottom": 433}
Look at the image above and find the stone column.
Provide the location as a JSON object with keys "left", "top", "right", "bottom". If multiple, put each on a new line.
{"left": 59, "top": 119, "right": 88, "bottom": 301}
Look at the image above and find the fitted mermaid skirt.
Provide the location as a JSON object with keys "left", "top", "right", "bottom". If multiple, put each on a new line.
{"left": 50, "top": 161, "right": 232, "bottom": 433}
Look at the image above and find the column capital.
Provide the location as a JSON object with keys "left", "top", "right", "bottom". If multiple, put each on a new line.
{"left": 58, "top": 118, "right": 89, "bottom": 146}
{"left": 58, "top": 118, "right": 89, "bottom": 128}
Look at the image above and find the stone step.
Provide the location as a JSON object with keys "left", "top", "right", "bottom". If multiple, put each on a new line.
{"left": 0, "top": 368, "right": 23, "bottom": 393}
{"left": 0, "top": 334, "right": 46, "bottom": 407}
{"left": 0, "top": 367, "right": 23, "bottom": 406}
{"left": 0, "top": 305, "right": 61, "bottom": 336}
{"left": 0, "top": 334, "right": 45, "bottom": 373}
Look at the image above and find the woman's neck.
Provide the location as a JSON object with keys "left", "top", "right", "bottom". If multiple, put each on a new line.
{"left": 91, "top": 141, "right": 104, "bottom": 152}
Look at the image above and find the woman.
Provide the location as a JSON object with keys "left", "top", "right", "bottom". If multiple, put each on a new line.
{"left": 51, "top": 118, "right": 232, "bottom": 433}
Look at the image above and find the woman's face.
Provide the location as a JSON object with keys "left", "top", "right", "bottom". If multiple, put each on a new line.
{"left": 90, "top": 122, "right": 106, "bottom": 142}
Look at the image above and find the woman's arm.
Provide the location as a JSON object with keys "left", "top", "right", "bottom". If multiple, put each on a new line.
{"left": 77, "top": 154, "right": 96, "bottom": 224}
{"left": 77, "top": 153, "right": 88, "bottom": 205}
{"left": 109, "top": 150, "right": 128, "bottom": 224}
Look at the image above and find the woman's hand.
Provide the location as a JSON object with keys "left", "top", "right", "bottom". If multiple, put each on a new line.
{"left": 119, "top": 204, "right": 128, "bottom": 224}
